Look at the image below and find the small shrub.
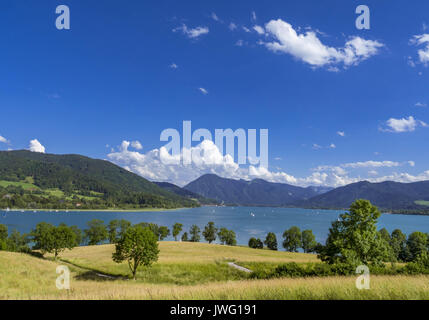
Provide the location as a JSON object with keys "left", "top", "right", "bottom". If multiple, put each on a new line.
{"left": 273, "top": 263, "right": 307, "bottom": 278}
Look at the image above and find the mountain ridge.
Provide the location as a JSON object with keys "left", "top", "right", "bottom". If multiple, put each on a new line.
{"left": 184, "top": 174, "right": 329, "bottom": 206}
{"left": 184, "top": 174, "right": 429, "bottom": 213}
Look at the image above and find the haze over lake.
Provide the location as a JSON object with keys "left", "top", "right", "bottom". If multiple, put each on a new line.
{"left": 2, "top": 207, "right": 429, "bottom": 248}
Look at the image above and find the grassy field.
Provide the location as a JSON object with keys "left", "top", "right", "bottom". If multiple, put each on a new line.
{"left": 0, "top": 180, "right": 39, "bottom": 191}
{"left": 416, "top": 200, "right": 429, "bottom": 207}
{"left": 1, "top": 242, "right": 429, "bottom": 300}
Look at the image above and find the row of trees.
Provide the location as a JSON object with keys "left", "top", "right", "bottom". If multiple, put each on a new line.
{"left": 247, "top": 200, "right": 429, "bottom": 267}
{"left": 173, "top": 222, "right": 237, "bottom": 246}
{"left": 249, "top": 228, "right": 318, "bottom": 253}
{"left": 0, "top": 219, "right": 238, "bottom": 257}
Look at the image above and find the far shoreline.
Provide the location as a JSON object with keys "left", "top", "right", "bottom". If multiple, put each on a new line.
{"left": 1, "top": 206, "right": 429, "bottom": 217}
{"left": 0, "top": 207, "right": 187, "bottom": 213}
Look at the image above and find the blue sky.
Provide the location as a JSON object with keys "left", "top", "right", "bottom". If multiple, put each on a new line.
{"left": 1, "top": 0, "right": 429, "bottom": 186}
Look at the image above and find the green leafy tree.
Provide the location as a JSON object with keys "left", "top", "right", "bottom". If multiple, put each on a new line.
{"left": 52, "top": 225, "right": 77, "bottom": 259}
{"left": 84, "top": 219, "right": 108, "bottom": 245}
{"left": 7, "top": 229, "right": 29, "bottom": 253}
{"left": 249, "top": 237, "right": 264, "bottom": 249}
{"left": 108, "top": 220, "right": 120, "bottom": 243}
{"left": 379, "top": 228, "right": 391, "bottom": 243}
{"left": 202, "top": 222, "right": 218, "bottom": 244}
{"left": 112, "top": 226, "right": 159, "bottom": 280}
{"left": 70, "top": 225, "right": 82, "bottom": 246}
{"left": 378, "top": 228, "right": 395, "bottom": 262}
{"left": 390, "top": 229, "right": 407, "bottom": 262}
{"left": 136, "top": 222, "right": 165, "bottom": 240}
{"left": 217, "top": 228, "right": 229, "bottom": 245}
{"left": 0, "top": 224, "right": 7, "bottom": 241}
{"left": 32, "top": 223, "right": 76, "bottom": 258}
{"left": 0, "top": 224, "right": 7, "bottom": 251}
{"left": 31, "top": 222, "right": 56, "bottom": 255}
{"left": 172, "top": 223, "right": 183, "bottom": 241}
{"left": 407, "top": 232, "right": 428, "bottom": 261}
{"left": 189, "top": 225, "right": 201, "bottom": 242}
{"left": 158, "top": 226, "right": 170, "bottom": 241}
{"left": 301, "top": 229, "right": 317, "bottom": 253}
{"left": 282, "top": 226, "right": 302, "bottom": 252}
{"left": 264, "top": 232, "right": 278, "bottom": 251}
{"left": 224, "top": 230, "right": 237, "bottom": 246}
{"left": 317, "top": 200, "right": 390, "bottom": 266}
{"left": 181, "top": 232, "right": 189, "bottom": 242}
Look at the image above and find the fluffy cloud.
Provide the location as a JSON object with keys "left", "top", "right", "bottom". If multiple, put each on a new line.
{"left": 262, "top": 19, "right": 383, "bottom": 69}
{"left": 131, "top": 140, "right": 143, "bottom": 150}
{"left": 29, "top": 139, "right": 45, "bottom": 153}
{"left": 173, "top": 24, "right": 209, "bottom": 39}
{"left": 170, "top": 63, "right": 178, "bottom": 69}
{"left": 0, "top": 136, "right": 9, "bottom": 144}
{"left": 381, "top": 116, "right": 428, "bottom": 133}
{"left": 108, "top": 140, "right": 242, "bottom": 186}
{"left": 410, "top": 34, "right": 429, "bottom": 65}
{"left": 107, "top": 140, "right": 427, "bottom": 189}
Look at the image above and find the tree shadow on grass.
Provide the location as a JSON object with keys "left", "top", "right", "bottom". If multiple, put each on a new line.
{"left": 74, "top": 270, "right": 129, "bottom": 282}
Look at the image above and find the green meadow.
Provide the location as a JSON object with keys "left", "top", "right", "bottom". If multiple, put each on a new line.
{"left": 1, "top": 242, "right": 428, "bottom": 300}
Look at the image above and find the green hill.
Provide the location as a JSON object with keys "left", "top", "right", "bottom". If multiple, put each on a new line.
{"left": 300, "top": 180, "right": 429, "bottom": 213}
{"left": 0, "top": 150, "right": 198, "bottom": 210}
{"left": 154, "top": 182, "right": 219, "bottom": 205}
{"left": 184, "top": 174, "right": 325, "bottom": 206}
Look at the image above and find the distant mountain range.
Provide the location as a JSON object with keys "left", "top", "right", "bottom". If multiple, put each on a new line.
{"left": 184, "top": 174, "right": 331, "bottom": 207}
{"left": 299, "top": 180, "right": 429, "bottom": 212}
{"left": 2, "top": 150, "right": 429, "bottom": 213}
{"left": 182, "top": 174, "right": 429, "bottom": 213}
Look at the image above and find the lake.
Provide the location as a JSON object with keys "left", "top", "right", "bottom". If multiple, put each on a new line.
{"left": 2, "top": 207, "right": 429, "bottom": 248}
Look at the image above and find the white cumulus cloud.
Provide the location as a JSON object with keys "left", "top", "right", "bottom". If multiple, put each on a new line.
{"left": 0, "top": 136, "right": 9, "bottom": 144}
{"left": 29, "top": 139, "right": 45, "bottom": 153}
{"left": 410, "top": 34, "right": 429, "bottom": 65}
{"left": 131, "top": 141, "right": 143, "bottom": 150}
{"left": 106, "top": 140, "right": 428, "bottom": 189}
{"left": 381, "top": 116, "right": 428, "bottom": 133}
{"left": 262, "top": 19, "right": 383, "bottom": 69}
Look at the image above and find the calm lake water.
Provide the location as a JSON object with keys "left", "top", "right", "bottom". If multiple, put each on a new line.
{"left": 2, "top": 207, "right": 429, "bottom": 247}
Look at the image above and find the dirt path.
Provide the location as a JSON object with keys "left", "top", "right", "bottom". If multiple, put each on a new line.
{"left": 228, "top": 262, "right": 253, "bottom": 273}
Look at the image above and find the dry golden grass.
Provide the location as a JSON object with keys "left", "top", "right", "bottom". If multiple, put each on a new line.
{"left": 59, "top": 242, "right": 318, "bottom": 264}
{"left": 1, "top": 243, "right": 429, "bottom": 300}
